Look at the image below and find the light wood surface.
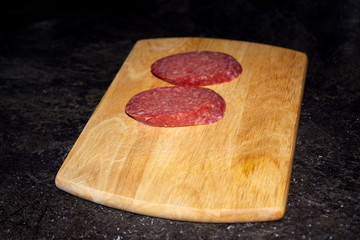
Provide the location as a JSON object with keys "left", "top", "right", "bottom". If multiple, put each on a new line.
{"left": 55, "top": 37, "right": 307, "bottom": 223}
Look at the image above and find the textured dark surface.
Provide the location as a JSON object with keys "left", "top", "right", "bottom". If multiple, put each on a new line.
{"left": 1, "top": 0, "right": 359, "bottom": 239}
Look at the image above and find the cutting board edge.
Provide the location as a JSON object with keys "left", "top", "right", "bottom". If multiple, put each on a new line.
{"left": 135, "top": 37, "right": 309, "bottom": 57}
{"left": 279, "top": 52, "right": 308, "bottom": 212}
{"left": 273, "top": 52, "right": 307, "bottom": 221}
{"left": 55, "top": 175, "right": 285, "bottom": 223}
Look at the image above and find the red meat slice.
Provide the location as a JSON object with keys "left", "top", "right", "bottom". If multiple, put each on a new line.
{"left": 151, "top": 51, "right": 242, "bottom": 86}
{"left": 125, "top": 86, "right": 226, "bottom": 127}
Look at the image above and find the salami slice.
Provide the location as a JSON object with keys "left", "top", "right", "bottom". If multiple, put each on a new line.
{"left": 125, "top": 86, "right": 225, "bottom": 127}
{"left": 151, "top": 51, "right": 242, "bottom": 86}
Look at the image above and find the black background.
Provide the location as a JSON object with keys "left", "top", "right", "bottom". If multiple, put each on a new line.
{"left": 1, "top": 0, "right": 359, "bottom": 239}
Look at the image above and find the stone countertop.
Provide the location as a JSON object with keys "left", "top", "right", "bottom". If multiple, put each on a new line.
{"left": 1, "top": 0, "right": 359, "bottom": 239}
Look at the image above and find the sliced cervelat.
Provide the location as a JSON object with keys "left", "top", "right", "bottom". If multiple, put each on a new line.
{"left": 151, "top": 51, "right": 242, "bottom": 86}
{"left": 125, "top": 86, "right": 226, "bottom": 127}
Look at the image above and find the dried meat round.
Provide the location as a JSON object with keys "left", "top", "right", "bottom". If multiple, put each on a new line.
{"left": 151, "top": 51, "right": 242, "bottom": 86}
{"left": 125, "top": 86, "right": 225, "bottom": 127}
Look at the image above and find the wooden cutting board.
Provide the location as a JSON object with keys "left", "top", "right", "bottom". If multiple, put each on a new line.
{"left": 55, "top": 37, "right": 307, "bottom": 223}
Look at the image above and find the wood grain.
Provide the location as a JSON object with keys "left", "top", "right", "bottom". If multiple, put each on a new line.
{"left": 55, "top": 37, "right": 307, "bottom": 223}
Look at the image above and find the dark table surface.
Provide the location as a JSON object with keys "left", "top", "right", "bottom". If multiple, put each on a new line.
{"left": 1, "top": 0, "right": 359, "bottom": 239}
